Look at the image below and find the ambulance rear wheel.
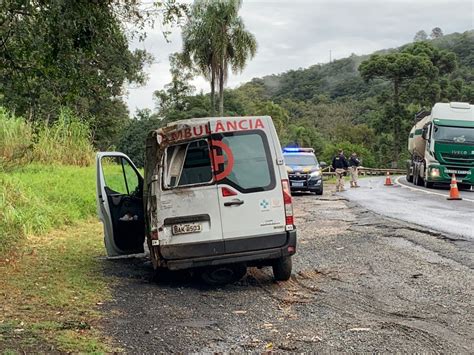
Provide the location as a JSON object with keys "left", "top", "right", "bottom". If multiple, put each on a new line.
{"left": 272, "top": 256, "right": 292, "bottom": 281}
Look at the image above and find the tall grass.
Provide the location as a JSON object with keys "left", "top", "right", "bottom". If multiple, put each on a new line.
{"left": 33, "top": 108, "right": 94, "bottom": 166}
{"left": 0, "top": 107, "right": 34, "bottom": 168}
{"left": 0, "top": 107, "right": 96, "bottom": 253}
{"left": 0, "top": 107, "right": 93, "bottom": 169}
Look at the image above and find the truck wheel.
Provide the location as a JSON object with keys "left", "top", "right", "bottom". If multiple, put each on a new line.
{"left": 415, "top": 172, "right": 424, "bottom": 186}
{"left": 406, "top": 163, "right": 414, "bottom": 182}
{"left": 201, "top": 264, "right": 247, "bottom": 286}
{"left": 417, "top": 177, "right": 424, "bottom": 186}
{"left": 272, "top": 256, "right": 292, "bottom": 281}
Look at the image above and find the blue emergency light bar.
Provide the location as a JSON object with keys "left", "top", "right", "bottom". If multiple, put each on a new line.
{"left": 283, "top": 147, "right": 314, "bottom": 153}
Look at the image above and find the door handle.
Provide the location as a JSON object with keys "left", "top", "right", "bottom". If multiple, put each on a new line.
{"left": 224, "top": 199, "right": 244, "bottom": 207}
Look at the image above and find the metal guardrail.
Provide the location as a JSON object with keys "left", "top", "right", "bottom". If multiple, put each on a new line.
{"left": 321, "top": 166, "right": 405, "bottom": 178}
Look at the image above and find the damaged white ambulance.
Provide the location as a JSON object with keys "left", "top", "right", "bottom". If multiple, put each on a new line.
{"left": 96, "top": 116, "right": 297, "bottom": 284}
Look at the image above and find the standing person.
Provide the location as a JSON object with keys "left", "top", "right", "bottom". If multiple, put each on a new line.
{"left": 348, "top": 152, "right": 361, "bottom": 188}
{"left": 332, "top": 149, "right": 348, "bottom": 192}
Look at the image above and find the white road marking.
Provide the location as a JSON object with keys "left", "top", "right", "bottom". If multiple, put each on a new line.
{"left": 394, "top": 176, "right": 474, "bottom": 203}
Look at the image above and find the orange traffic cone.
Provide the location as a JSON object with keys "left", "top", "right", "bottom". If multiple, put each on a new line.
{"left": 384, "top": 172, "right": 393, "bottom": 186}
{"left": 447, "top": 174, "right": 462, "bottom": 200}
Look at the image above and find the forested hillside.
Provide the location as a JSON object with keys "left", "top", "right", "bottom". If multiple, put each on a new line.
{"left": 140, "top": 30, "right": 473, "bottom": 168}
{"left": 249, "top": 31, "right": 473, "bottom": 103}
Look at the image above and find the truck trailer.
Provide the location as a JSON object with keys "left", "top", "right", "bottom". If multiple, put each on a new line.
{"left": 407, "top": 102, "right": 474, "bottom": 188}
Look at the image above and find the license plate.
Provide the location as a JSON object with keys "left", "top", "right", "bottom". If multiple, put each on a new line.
{"left": 172, "top": 223, "right": 202, "bottom": 235}
{"left": 292, "top": 182, "right": 304, "bottom": 187}
{"left": 445, "top": 169, "right": 469, "bottom": 175}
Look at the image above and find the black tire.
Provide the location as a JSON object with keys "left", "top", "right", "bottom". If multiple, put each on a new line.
{"left": 200, "top": 264, "right": 247, "bottom": 286}
{"left": 315, "top": 189, "right": 323, "bottom": 195}
{"left": 272, "top": 256, "right": 292, "bottom": 281}
{"left": 423, "top": 165, "right": 434, "bottom": 188}
{"left": 406, "top": 169, "right": 413, "bottom": 183}
{"left": 415, "top": 169, "right": 424, "bottom": 186}
{"left": 416, "top": 176, "right": 424, "bottom": 186}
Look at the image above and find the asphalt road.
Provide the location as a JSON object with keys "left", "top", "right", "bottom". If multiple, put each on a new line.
{"left": 338, "top": 176, "right": 474, "bottom": 241}
{"left": 101, "top": 191, "right": 473, "bottom": 352}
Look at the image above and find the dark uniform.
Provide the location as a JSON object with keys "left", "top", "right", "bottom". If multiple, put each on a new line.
{"left": 332, "top": 153, "right": 348, "bottom": 192}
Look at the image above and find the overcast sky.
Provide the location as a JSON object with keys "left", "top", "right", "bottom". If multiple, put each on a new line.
{"left": 125, "top": 0, "right": 474, "bottom": 114}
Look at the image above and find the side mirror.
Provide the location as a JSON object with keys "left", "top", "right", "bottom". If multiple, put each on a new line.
{"left": 320, "top": 162, "right": 327, "bottom": 169}
{"left": 421, "top": 123, "right": 431, "bottom": 141}
{"left": 421, "top": 127, "right": 428, "bottom": 140}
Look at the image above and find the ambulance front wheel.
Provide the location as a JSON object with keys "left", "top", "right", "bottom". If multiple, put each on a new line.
{"left": 273, "top": 256, "right": 292, "bottom": 281}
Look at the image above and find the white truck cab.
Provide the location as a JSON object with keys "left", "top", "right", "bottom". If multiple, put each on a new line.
{"left": 96, "top": 116, "right": 297, "bottom": 284}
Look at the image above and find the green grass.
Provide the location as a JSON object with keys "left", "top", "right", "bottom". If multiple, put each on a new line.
{"left": 0, "top": 164, "right": 97, "bottom": 254}
{"left": 0, "top": 163, "right": 117, "bottom": 352}
{"left": 0, "top": 106, "right": 116, "bottom": 352}
{"left": 0, "top": 220, "right": 114, "bottom": 352}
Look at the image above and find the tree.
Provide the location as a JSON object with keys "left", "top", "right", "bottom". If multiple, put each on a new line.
{"left": 413, "top": 30, "right": 428, "bottom": 42}
{"left": 359, "top": 52, "right": 435, "bottom": 164}
{"left": 182, "top": 0, "right": 257, "bottom": 116}
{"left": 431, "top": 27, "right": 444, "bottom": 39}
{"left": 0, "top": 0, "right": 186, "bottom": 148}
{"left": 116, "top": 109, "right": 162, "bottom": 168}
{"left": 154, "top": 53, "right": 196, "bottom": 120}
{"left": 401, "top": 41, "right": 457, "bottom": 105}
{"left": 358, "top": 41, "right": 460, "bottom": 166}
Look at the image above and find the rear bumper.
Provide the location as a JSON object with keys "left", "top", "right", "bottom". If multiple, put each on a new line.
{"left": 158, "top": 230, "right": 297, "bottom": 271}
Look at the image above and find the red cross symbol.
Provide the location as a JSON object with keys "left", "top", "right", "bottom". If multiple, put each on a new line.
{"left": 210, "top": 140, "right": 234, "bottom": 181}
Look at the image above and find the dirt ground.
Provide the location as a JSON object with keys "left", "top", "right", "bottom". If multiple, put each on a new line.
{"left": 101, "top": 190, "right": 474, "bottom": 353}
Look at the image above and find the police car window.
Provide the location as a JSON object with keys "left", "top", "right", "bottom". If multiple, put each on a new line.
{"left": 165, "top": 140, "right": 213, "bottom": 188}
{"left": 217, "top": 131, "right": 275, "bottom": 192}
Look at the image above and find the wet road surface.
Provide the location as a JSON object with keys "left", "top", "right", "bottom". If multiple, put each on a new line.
{"left": 100, "top": 192, "right": 473, "bottom": 352}
{"left": 338, "top": 176, "right": 474, "bottom": 240}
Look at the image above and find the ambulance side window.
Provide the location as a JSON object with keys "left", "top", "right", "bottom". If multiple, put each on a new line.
{"left": 215, "top": 131, "right": 275, "bottom": 192}
{"left": 164, "top": 140, "right": 213, "bottom": 188}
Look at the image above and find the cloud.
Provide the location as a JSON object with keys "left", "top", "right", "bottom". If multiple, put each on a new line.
{"left": 125, "top": 0, "right": 474, "bottom": 114}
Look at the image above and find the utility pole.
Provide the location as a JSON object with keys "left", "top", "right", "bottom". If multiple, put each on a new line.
{"left": 329, "top": 50, "right": 332, "bottom": 63}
